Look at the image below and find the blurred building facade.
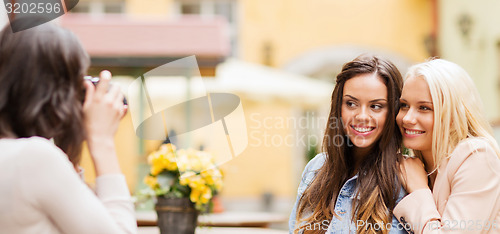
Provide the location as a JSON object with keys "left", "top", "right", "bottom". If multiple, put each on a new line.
{"left": 121, "top": 0, "right": 433, "bottom": 71}
{"left": 438, "top": 0, "right": 500, "bottom": 122}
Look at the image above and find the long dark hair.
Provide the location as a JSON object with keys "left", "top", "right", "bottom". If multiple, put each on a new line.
{"left": 296, "top": 55, "right": 403, "bottom": 233}
{"left": 0, "top": 19, "right": 90, "bottom": 166}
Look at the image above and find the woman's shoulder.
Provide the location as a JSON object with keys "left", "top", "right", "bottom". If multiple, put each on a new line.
{"left": 0, "top": 136, "right": 68, "bottom": 164}
{"left": 451, "top": 137, "right": 497, "bottom": 158}
{"left": 298, "top": 153, "right": 326, "bottom": 189}
{"left": 304, "top": 153, "right": 327, "bottom": 173}
{"left": 447, "top": 137, "right": 500, "bottom": 176}
{"left": 12, "top": 136, "right": 61, "bottom": 151}
{"left": 456, "top": 136, "right": 491, "bottom": 148}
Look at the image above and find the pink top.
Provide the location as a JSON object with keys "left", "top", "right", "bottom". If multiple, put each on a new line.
{"left": 394, "top": 137, "right": 500, "bottom": 233}
{"left": 0, "top": 137, "right": 137, "bottom": 234}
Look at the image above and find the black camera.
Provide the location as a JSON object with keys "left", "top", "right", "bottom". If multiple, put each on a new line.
{"left": 84, "top": 76, "right": 128, "bottom": 106}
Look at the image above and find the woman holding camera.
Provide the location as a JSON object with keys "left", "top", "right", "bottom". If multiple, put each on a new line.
{"left": 0, "top": 20, "right": 135, "bottom": 233}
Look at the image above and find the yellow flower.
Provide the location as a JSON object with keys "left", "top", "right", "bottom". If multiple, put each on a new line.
{"left": 164, "top": 152, "right": 177, "bottom": 171}
{"left": 190, "top": 185, "right": 212, "bottom": 205}
{"left": 188, "top": 175, "right": 206, "bottom": 190}
{"left": 190, "top": 188, "right": 201, "bottom": 203}
{"left": 148, "top": 153, "right": 166, "bottom": 174}
{"left": 144, "top": 143, "right": 223, "bottom": 211}
{"left": 150, "top": 164, "right": 164, "bottom": 176}
{"left": 201, "top": 168, "right": 222, "bottom": 186}
{"left": 179, "top": 171, "right": 196, "bottom": 186}
{"left": 144, "top": 175, "right": 158, "bottom": 188}
{"left": 200, "top": 186, "right": 212, "bottom": 204}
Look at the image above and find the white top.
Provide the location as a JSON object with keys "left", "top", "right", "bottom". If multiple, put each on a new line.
{"left": 0, "top": 137, "right": 137, "bottom": 234}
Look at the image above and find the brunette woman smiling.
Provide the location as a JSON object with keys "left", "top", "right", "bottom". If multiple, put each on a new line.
{"left": 289, "top": 55, "right": 407, "bottom": 234}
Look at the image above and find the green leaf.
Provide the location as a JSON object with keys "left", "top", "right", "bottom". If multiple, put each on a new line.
{"left": 155, "top": 187, "right": 168, "bottom": 196}
{"left": 172, "top": 190, "right": 184, "bottom": 198}
{"left": 175, "top": 184, "right": 191, "bottom": 195}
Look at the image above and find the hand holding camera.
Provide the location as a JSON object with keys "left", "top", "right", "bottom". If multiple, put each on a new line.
{"left": 83, "top": 71, "right": 127, "bottom": 174}
{"left": 84, "top": 76, "right": 128, "bottom": 106}
{"left": 83, "top": 70, "right": 127, "bottom": 135}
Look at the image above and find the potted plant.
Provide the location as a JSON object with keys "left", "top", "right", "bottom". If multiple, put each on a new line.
{"left": 142, "top": 143, "right": 223, "bottom": 234}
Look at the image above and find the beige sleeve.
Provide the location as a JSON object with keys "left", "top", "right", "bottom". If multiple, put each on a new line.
{"left": 394, "top": 147, "right": 500, "bottom": 234}
{"left": 24, "top": 140, "right": 137, "bottom": 234}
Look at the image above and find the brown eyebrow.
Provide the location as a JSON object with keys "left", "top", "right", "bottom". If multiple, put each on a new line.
{"left": 344, "top": 95, "right": 387, "bottom": 103}
{"left": 399, "top": 98, "right": 433, "bottom": 104}
{"left": 344, "top": 95, "right": 359, "bottom": 101}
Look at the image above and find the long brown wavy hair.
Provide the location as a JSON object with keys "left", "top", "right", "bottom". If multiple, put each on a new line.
{"left": 0, "top": 18, "right": 90, "bottom": 166}
{"left": 295, "top": 55, "right": 403, "bottom": 234}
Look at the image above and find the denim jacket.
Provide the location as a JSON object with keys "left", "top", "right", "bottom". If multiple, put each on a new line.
{"left": 289, "top": 153, "right": 408, "bottom": 233}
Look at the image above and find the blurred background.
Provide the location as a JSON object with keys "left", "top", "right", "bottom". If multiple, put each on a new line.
{"left": 2, "top": 0, "right": 500, "bottom": 230}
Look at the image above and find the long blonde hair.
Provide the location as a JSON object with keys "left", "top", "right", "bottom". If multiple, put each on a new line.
{"left": 405, "top": 59, "right": 500, "bottom": 172}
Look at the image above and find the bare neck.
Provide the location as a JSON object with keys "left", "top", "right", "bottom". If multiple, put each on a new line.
{"left": 421, "top": 150, "right": 437, "bottom": 187}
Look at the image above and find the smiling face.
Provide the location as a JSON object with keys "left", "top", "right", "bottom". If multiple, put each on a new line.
{"left": 341, "top": 73, "right": 388, "bottom": 154}
{"left": 396, "top": 76, "right": 434, "bottom": 155}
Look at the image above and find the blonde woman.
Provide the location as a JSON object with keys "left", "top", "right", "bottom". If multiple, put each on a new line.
{"left": 395, "top": 59, "right": 500, "bottom": 233}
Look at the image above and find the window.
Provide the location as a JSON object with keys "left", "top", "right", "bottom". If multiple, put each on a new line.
{"left": 214, "top": 2, "right": 233, "bottom": 23}
{"left": 104, "top": 2, "right": 124, "bottom": 14}
{"left": 174, "top": 0, "right": 239, "bottom": 56}
{"left": 181, "top": 3, "right": 201, "bottom": 14}
{"left": 70, "top": 0, "right": 125, "bottom": 14}
{"left": 72, "top": 3, "right": 90, "bottom": 13}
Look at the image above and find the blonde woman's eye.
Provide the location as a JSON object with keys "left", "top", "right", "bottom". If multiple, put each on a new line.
{"left": 420, "top": 106, "right": 431, "bottom": 111}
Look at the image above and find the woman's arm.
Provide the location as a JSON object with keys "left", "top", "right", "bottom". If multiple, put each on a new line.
{"left": 28, "top": 70, "right": 136, "bottom": 233}
{"left": 388, "top": 187, "right": 410, "bottom": 234}
{"left": 394, "top": 146, "right": 500, "bottom": 233}
{"left": 289, "top": 154, "right": 326, "bottom": 233}
{"left": 82, "top": 70, "right": 127, "bottom": 176}
{"left": 389, "top": 214, "right": 410, "bottom": 234}
{"left": 25, "top": 139, "right": 136, "bottom": 234}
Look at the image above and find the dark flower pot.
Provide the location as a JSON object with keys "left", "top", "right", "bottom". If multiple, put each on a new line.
{"left": 155, "top": 197, "right": 199, "bottom": 234}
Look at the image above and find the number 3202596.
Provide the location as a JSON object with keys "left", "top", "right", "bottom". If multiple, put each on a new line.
{"left": 5, "top": 3, "right": 61, "bottom": 14}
